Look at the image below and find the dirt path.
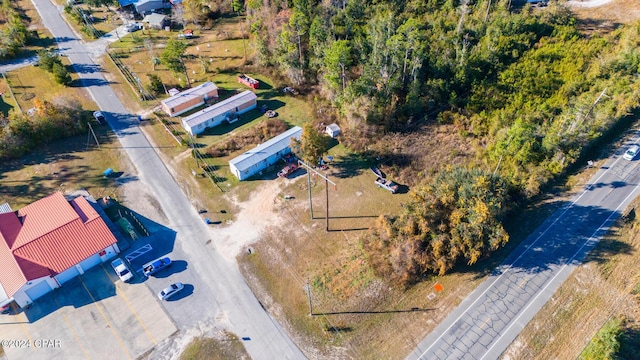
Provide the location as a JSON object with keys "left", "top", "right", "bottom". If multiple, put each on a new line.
{"left": 214, "top": 181, "right": 285, "bottom": 261}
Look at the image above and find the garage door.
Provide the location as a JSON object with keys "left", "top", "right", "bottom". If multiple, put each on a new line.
{"left": 55, "top": 266, "right": 80, "bottom": 285}
{"left": 25, "top": 280, "right": 52, "bottom": 302}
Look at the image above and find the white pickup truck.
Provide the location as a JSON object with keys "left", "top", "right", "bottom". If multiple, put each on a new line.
{"left": 111, "top": 258, "right": 133, "bottom": 282}
{"left": 375, "top": 177, "right": 399, "bottom": 194}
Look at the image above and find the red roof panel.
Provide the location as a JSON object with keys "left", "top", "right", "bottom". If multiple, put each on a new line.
{"left": 0, "top": 192, "right": 118, "bottom": 298}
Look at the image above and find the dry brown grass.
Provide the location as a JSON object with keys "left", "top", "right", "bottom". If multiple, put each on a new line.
{"left": 569, "top": 0, "right": 640, "bottom": 33}
{"left": 0, "top": 126, "right": 126, "bottom": 209}
{"left": 179, "top": 332, "right": 249, "bottom": 360}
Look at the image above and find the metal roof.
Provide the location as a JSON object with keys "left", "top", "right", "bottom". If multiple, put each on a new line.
{"left": 161, "top": 82, "right": 218, "bottom": 110}
{"left": 0, "top": 192, "right": 118, "bottom": 298}
{"left": 229, "top": 126, "right": 302, "bottom": 173}
{"left": 142, "top": 13, "right": 166, "bottom": 25}
{"left": 0, "top": 203, "right": 11, "bottom": 214}
{"left": 183, "top": 90, "right": 257, "bottom": 130}
{"left": 326, "top": 124, "right": 340, "bottom": 132}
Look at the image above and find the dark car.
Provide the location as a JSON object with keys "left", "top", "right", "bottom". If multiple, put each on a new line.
{"left": 93, "top": 111, "right": 106, "bottom": 124}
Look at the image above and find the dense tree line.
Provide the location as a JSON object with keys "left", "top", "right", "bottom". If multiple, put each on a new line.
{"left": 246, "top": 0, "right": 640, "bottom": 196}
{"left": 0, "top": 0, "right": 30, "bottom": 59}
{"left": 0, "top": 99, "right": 86, "bottom": 159}
{"left": 239, "top": 1, "right": 640, "bottom": 280}
{"left": 363, "top": 167, "right": 510, "bottom": 286}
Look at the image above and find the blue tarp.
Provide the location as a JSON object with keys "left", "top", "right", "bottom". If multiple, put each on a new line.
{"left": 118, "top": 0, "right": 137, "bottom": 7}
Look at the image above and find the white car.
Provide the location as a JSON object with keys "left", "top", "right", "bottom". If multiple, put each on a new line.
{"left": 623, "top": 145, "right": 639, "bottom": 160}
{"left": 158, "top": 282, "right": 184, "bottom": 301}
{"left": 124, "top": 23, "right": 142, "bottom": 33}
{"left": 111, "top": 258, "right": 133, "bottom": 282}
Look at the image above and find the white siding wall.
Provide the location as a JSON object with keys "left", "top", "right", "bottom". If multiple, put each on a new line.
{"left": 79, "top": 253, "right": 102, "bottom": 272}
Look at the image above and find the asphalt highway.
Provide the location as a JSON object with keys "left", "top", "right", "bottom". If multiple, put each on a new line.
{"left": 406, "top": 141, "right": 640, "bottom": 359}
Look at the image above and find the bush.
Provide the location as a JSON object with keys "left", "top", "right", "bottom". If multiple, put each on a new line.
{"left": 0, "top": 100, "right": 86, "bottom": 159}
{"left": 205, "top": 119, "right": 288, "bottom": 157}
{"left": 581, "top": 318, "right": 623, "bottom": 360}
{"left": 146, "top": 74, "right": 164, "bottom": 95}
{"left": 362, "top": 167, "right": 511, "bottom": 286}
{"left": 52, "top": 63, "right": 72, "bottom": 86}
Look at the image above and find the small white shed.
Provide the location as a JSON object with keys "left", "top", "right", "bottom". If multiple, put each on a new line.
{"left": 325, "top": 124, "right": 341, "bottom": 138}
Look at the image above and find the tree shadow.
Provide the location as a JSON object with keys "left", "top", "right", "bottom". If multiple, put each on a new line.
{"left": 619, "top": 325, "right": 640, "bottom": 359}
{"left": 329, "top": 153, "right": 371, "bottom": 179}
{"left": 71, "top": 63, "right": 104, "bottom": 74}
{"left": 71, "top": 78, "right": 113, "bottom": 87}
{"left": 0, "top": 96, "right": 15, "bottom": 117}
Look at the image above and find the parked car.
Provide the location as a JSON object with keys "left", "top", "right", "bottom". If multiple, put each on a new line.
{"left": 278, "top": 163, "right": 299, "bottom": 177}
{"left": 283, "top": 86, "right": 299, "bottom": 95}
{"left": 111, "top": 258, "right": 133, "bottom": 282}
{"left": 624, "top": 145, "right": 639, "bottom": 160}
{"left": 93, "top": 111, "right": 106, "bottom": 124}
{"left": 375, "top": 177, "right": 399, "bottom": 194}
{"left": 158, "top": 282, "right": 184, "bottom": 300}
{"left": 142, "top": 257, "right": 171, "bottom": 277}
{"left": 124, "top": 23, "right": 142, "bottom": 33}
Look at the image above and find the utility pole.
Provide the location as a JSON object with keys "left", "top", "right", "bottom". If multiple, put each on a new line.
{"left": 307, "top": 170, "right": 313, "bottom": 220}
{"left": 297, "top": 160, "right": 336, "bottom": 231}
{"left": 306, "top": 281, "right": 313, "bottom": 316}
{"left": 87, "top": 122, "right": 100, "bottom": 148}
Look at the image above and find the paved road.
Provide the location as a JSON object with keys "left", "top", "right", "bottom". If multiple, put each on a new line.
{"left": 406, "top": 142, "right": 640, "bottom": 359}
{"left": 30, "top": 1, "right": 305, "bottom": 359}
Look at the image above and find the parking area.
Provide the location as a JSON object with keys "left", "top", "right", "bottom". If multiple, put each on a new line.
{"left": 0, "top": 263, "right": 177, "bottom": 360}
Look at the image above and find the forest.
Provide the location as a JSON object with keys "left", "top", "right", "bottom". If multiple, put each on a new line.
{"left": 234, "top": 0, "right": 640, "bottom": 284}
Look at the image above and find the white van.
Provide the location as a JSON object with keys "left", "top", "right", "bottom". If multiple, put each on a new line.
{"left": 623, "top": 145, "right": 639, "bottom": 160}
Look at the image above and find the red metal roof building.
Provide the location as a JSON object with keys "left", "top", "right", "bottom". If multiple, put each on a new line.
{"left": 0, "top": 192, "right": 120, "bottom": 309}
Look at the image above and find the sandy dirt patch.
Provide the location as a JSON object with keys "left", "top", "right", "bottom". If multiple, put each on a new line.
{"left": 566, "top": 0, "right": 614, "bottom": 8}
{"left": 214, "top": 180, "right": 286, "bottom": 261}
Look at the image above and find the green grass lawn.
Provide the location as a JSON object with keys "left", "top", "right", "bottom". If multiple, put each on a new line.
{"left": 4, "top": 62, "right": 96, "bottom": 113}
{"left": 0, "top": 125, "right": 125, "bottom": 209}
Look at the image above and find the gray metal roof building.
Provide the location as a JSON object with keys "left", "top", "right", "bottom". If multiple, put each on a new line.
{"left": 182, "top": 90, "right": 257, "bottom": 136}
{"left": 229, "top": 126, "right": 303, "bottom": 181}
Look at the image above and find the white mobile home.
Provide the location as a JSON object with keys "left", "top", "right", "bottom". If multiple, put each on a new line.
{"left": 229, "top": 126, "right": 303, "bottom": 181}
{"left": 181, "top": 90, "right": 257, "bottom": 136}
{"left": 161, "top": 82, "right": 219, "bottom": 117}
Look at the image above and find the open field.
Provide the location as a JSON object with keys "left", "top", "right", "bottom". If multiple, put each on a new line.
{"left": 107, "top": 16, "right": 254, "bottom": 92}
{"left": 2, "top": 60, "right": 96, "bottom": 113}
{"left": 180, "top": 333, "right": 249, "bottom": 360}
{"left": 0, "top": 125, "right": 126, "bottom": 209}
